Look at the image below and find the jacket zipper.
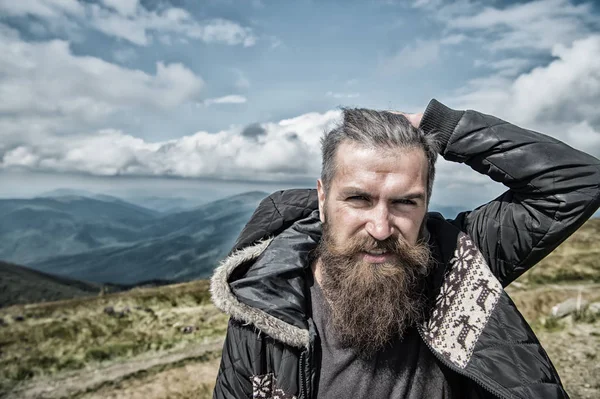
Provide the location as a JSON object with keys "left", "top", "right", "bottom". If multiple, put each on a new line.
{"left": 299, "top": 350, "right": 308, "bottom": 399}
{"left": 416, "top": 326, "right": 510, "bottom": 399}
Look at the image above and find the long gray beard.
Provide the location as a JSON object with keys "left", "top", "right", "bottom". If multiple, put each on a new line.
{"left": 316, "top": 223, "right": 433, "bottom": 357}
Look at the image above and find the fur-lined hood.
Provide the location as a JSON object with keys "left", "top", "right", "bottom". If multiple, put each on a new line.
{"left": 211, "top": 210, "right": 322, "bottom": 349}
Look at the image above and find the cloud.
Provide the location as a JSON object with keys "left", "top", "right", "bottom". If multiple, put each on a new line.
{"left": 0, "top": 0, "right": 257, "bottom": 47}
{"left": 112, "top": 47, "right": 137, "bottom": 63}
{"left": 451, "top": 35, "right": 600, "bottom": 157}
{"left": 101, "top": 0, "right": 139, "bottom": 16}
{"left": 232, "top": 68, "right": 251, "bottom": 89}
{"left": 1, "top": 110, "right": 342, "bottom": 181}
{"left": 419, "top": 0, "right": 595, "bottom": 52}
{"left": 440, "top": 34, "right": 467, "bottom": 45}
{"left": 380, "top": 39, "right": 440, "bottom": 74}
{"left": 0, "top": 24, "right": 203, "bottom": 142}
{"left": 473, "top": 57, "right": 532, "bottom": 77}
{"left": 241, "top": 123, "right": 267, "bottom": 139}
{"left": 0, "top": 0, "right": 84, "bottom": 19}
{"left": 204, "top": 95, "right": 247, "bottom": 106}
{"left": 189, "top": 19, "right": 257, "bottom": 47}
{"left": 406, "top": 0, "right": 600, "bottom": 159}
{"left": 326, "top": 91, "right": 360, "bottom": 99}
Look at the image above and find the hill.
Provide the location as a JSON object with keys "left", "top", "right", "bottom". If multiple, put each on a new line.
{"left": 518, "top": 217, "right": 600, "bottom": 284}
{"left": 0, "top": 261, "right": 103, "bottom": 307}
{"left": 8, "top": 191, "right": 267, "bottom": 285}
{"left": 0, "top": 279, "right": 227, "bottom": 398}
{"left": 0, "top": 261, "right": 177, "bottom": 308}
{"left": 0, "top": 196, "right": 159, "bottom": 264}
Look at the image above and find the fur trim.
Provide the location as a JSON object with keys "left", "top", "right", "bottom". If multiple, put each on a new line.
{"left": 210, "top": 238, "right": 310, "bottom": 349}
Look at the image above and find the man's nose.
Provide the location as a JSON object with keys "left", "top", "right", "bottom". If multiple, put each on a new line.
{"left": 365, "top": 206, "right": 394, "bottom": 241}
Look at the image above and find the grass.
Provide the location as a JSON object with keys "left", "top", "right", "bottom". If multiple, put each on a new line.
{"left": 0, "top": 280, "right": 228, "bottom": 393}
{"left": 518, "top": 219, "right": 600, "bottom": 285}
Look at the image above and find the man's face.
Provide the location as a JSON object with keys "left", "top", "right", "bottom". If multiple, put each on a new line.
{"left": 317, "top": 141, "right": 429, "bottom": 250}
{"left": 314, "top": 141, "right": 432, "bottom": 356}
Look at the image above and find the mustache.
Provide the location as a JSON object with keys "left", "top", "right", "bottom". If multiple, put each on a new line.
{"left": 326, "top": 232, "right": 416, "bottom": 257}
{"left": 320, "top": 222, "right": 432, "bottom": 274}
{"left": 354, "top": 236, "right": 402, "bottom": 253}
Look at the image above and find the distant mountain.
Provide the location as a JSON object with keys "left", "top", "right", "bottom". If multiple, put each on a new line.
{"left": 122, "top": 195, "right": 204, "bottom": 213}
{"left": 38, "top": 188, "right": 97, "bottom": 198}
{"left": 0, "top": 261, "right": 180, "bottom": 307}
{"left": 0, "top": 191, "right": 267, "bottom": 285}
{"left": 0, "top": 260, "right": 103, "bottom": 307}
{"left": 0, "top": 196, "right": 159, "bottom": 264}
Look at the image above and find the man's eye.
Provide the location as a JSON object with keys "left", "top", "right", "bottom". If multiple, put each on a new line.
{"left": 395, "top": 199, "right": 416, "bottom": 205}
{"left": 348, "top": 196, "right": 368, "bottom": 201}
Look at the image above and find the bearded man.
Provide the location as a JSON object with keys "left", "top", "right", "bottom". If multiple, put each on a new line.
{"left": 210, "top": 99, "right": 600, "bottom": 398}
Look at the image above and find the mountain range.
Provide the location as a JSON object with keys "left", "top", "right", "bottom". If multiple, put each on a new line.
{"left": 0, "top": 191, "right": 267, "bottom": 285}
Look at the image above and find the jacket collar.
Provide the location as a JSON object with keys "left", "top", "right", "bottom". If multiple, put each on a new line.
{"left": 211, "top": 210, "right": 322, "bottom": 348}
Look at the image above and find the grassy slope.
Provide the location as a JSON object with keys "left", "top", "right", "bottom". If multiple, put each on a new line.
{"left": 517, "top": 218, "right": 600, "bottom": 285}
{"left": 1, "top": 219, "right": 599, "bottom": 398}
{"left": 0, "top": 280, "right": 228, "bottom": 395}
{"left": 0, "top": 261, "right": 105, "bottom": 307}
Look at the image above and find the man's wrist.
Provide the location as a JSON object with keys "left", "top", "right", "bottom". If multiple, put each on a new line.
{"left": 419, "top": 99, "right": 465, "bottom": 154}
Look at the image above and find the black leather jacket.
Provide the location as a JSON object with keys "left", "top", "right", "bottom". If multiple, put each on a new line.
{"left": 210, "top": 100, "right": 600, "bottom": 398}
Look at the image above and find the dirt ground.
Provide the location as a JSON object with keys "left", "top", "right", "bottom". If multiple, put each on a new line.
{"left": 537, "top": 321, "right": 600, "bottom": 399}
{"left": 5, "top": 338, "right": 224, "bottom": 399}
{"left": 78, "top": 358, "right": 220, "bottom": 399}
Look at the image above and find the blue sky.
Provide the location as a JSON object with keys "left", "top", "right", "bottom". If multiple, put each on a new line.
{"left": 1, "top": 0, "right": 600, "bottom": 209}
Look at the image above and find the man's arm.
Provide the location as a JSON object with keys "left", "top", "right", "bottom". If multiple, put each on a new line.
{"left": 418, "top": 99, "right": 600, "bottom": 286}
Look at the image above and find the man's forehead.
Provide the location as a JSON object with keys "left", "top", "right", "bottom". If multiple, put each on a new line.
{"left": 334, "top": 141, "right": 428, "bottom": 180}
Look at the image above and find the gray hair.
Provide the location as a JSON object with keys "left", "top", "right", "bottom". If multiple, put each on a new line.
{"left": 320, "top": 108, "right": 439, "bottom": 204}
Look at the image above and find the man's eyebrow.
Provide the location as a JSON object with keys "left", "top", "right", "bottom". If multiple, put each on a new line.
{"left": 340, "top": 187, "right": 371, "bottom": 196}
{"left": 339, "top": 188, "right": 426, "bottom": 202}
{"left": 397, "top": 192, "right": 426, "bottom": 201}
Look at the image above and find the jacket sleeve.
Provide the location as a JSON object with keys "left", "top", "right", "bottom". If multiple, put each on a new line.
{"left": 213, "top": 319, "right": 255, "bottom": 399}
{"left": 419, "top": 99, "right": 600, "bottom": 286}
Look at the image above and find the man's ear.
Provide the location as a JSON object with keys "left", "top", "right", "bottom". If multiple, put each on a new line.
{"left": 316, "top": 179, "right": 326, "bottom": 223}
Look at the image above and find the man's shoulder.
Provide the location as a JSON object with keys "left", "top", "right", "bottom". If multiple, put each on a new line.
{"left": 231, "top": 189, "right": 319, "bottom": 254}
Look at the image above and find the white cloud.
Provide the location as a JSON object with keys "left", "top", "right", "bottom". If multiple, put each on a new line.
{"left": 1, "top": 110, "right": 342, "bottom": 181}
{"left": 423, "top": 0, "right": 595, "bottom": 52}
{"left": 326, "top": 91, "right": 360, "bottom": 99}
{"left": 0, "top": 0, "right": 84, "bottom": 19}
{"left": 204, "top": 95, "right": 248, "bottom": 105}
{"left": 473, "top": 57, "right": 532, "bottom": 77}
{"left": 112, "top": 47, "right": 137, "bottom": 63}
{"left": 440, "top": 34, "right": 467, "bottom": 45}
{"left": 268, "top": 36, "right": 283, "bottom": 49}
{"left": 189, "top": 18, "right": 257, "bottom": 47}
{"left": 0, "top": 0, "right": 257, "bottom": 47}
{"left": 0, "top": 24, "right": 203, "bottom": 142}
{"left": 232, "top": 68, "right": 251, "bottom": 89}
{"left": 451, "top": 35, "right": 600, "bottom": 157}
{"left": 380, "top": 39, "right": 440, "bottom": 74}
{"left": 101, "top": 0, "right": 139, "bottom": 16}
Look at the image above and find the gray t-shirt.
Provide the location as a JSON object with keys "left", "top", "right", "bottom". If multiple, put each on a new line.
{"left": 309, "top": 281, "right": 463, "bottom": 399}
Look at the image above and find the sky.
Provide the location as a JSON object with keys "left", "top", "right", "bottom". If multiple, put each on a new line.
{"left": 1, "top": 0, "right": 600, "bottom": 210}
